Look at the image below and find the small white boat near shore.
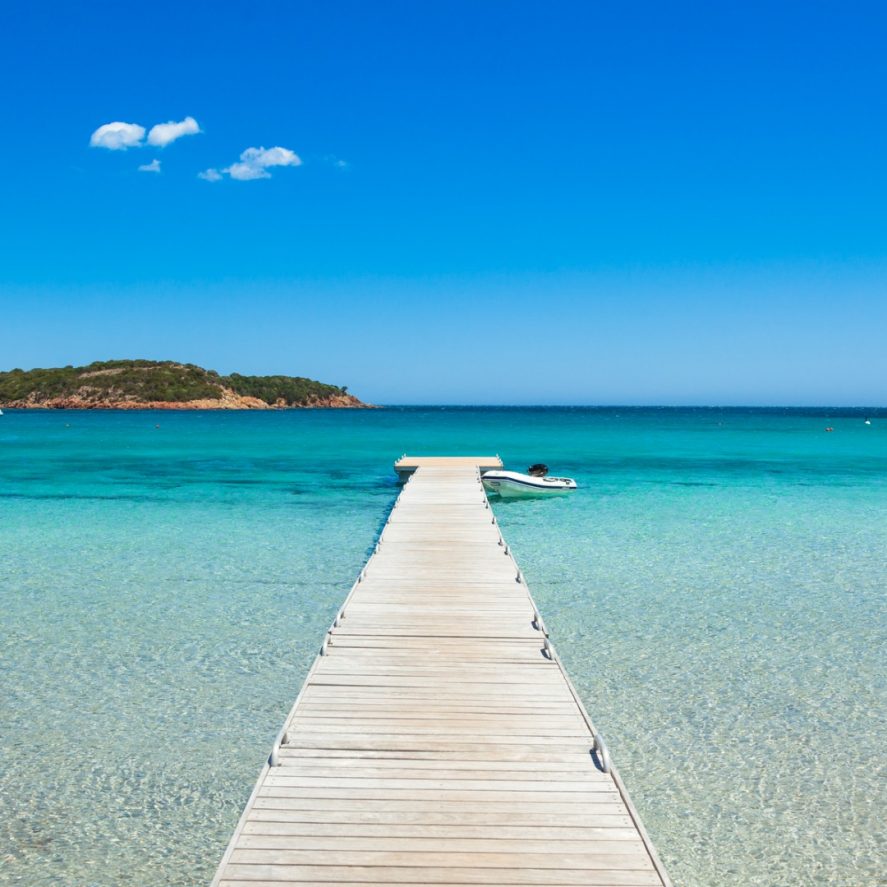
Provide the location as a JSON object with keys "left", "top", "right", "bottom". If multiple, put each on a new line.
{"left": 482, "top": 464, "right": 577, "bottom": 498}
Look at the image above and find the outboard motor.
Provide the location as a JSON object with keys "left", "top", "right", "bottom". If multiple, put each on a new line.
{"left": 527, "top": 463, "right": 549, "bottom": 477}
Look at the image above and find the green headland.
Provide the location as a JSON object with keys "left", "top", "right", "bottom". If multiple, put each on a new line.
{"left": 0, "top": 360, "right": 368, "bottom": 409}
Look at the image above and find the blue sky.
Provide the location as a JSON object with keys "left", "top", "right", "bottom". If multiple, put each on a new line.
{"left": 1, "top": 1, "right": 885, "bottom": 404}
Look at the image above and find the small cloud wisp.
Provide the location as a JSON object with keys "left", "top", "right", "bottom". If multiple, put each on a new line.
{"left": 90, "top": 121, "right": 146, "bottom": 150}
{"left": 200, "top": 146, "right": 302, "bottom": 182}
{"left": 147, "top": 117, "right": 201, "bottom": 147}
{"left": 138, "top": 159, "right": 162, "bottom": 173}
{"left": 226, "top": 146, "right": 302, "bottom": 180}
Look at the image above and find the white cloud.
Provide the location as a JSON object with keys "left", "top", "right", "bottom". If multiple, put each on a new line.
{"left": 198, "top": 168, "right": 222, "bottom": 182}
{"left": 147, "top": 116, "right": 201, "bottom": 147}
{"left": 90, "top": 121, "right": 146, "bottom": 150}
{"left": 138, "top": 159, "right": 162, "bottom": 173}
{"left": 224, "top": 146, "right": 302, "bottom": 181}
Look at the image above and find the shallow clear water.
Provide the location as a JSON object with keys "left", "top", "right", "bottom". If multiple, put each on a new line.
{"left": 1, "top": 408, "right": 884, "bottom": 886}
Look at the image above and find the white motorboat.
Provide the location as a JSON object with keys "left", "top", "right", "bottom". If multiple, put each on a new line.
{"left": 482, "top": 464, "right": 577, "bottom": 498}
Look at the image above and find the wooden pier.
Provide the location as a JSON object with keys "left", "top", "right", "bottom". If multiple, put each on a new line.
{"left": 212, "top": 457, "right": 671, "bottom": 886}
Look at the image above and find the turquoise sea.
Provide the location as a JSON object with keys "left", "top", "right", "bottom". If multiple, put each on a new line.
{"left": 1, "top": 407, "right": 884, "bottom": 886}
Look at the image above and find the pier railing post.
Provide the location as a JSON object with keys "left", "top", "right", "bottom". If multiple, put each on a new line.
{"left": 593, "top": 733, "right": 612, "bottom": 773}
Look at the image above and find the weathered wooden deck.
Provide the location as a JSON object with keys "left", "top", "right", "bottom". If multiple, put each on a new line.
{"left": 212, "top": 458, "right": 671, "bottom": 886}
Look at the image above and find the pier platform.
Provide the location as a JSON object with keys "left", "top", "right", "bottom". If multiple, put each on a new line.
{"left": 393, "top": 454, "right": 503, "bottom": 481}
{"left": 211, "top": 457, "right": 671, "bottom": 886}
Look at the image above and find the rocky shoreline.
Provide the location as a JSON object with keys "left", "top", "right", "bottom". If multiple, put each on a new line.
{"left": 2, "top": 389, "right": 372, "bottom": 410}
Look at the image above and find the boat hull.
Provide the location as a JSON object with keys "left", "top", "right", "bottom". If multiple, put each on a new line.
{"left": 482, "top": 471, "right": 577, "bottom": 498}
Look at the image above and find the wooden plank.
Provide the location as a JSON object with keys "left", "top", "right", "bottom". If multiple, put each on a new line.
{"left": 271, "top": 757, "right": 598, "bottom": 772}
{"left": 300, "top": 686, "right": 575, "bottom": 716}
{"left": 297, "top": 691, "right": 574, "bottom": 704}
{"left": 221, "top": 881, "right": 658, "bottom": 887}
{"left": 251, "top": 797, "right": 632, "bottom": 815}
{"left": 315, "top": 654, "right": 561, "bottom": 686}
{"left": 289, "top": 718, "right": 588, "bottom": 732}
{"left": 220, "top": 879, "right": 660, "bottom": 887}
{"left": 221, "top": 877, "right": 660, "bottom": 887}
{"left": 275, "top": 748, "right": 598, "bottom": 763}
{"left": 236, "top": 835, "right": 647, "bottom": 854}
{"left": 228, "top": 850, "right": 654, "bottom": 869}
{"left": 268, "top": 765, "right": 607, "bottom": 782}
{"left": 258, "top": 787, "right": 619, "bottom": 804}
{"left": 306, "top": 675, "right": 561, "bottom": 687}
{"left": 262, "top": 776, "right": 615, "bottom": 792}
{"left": 296, "top": 693, "right": 575, "bottom": 707}
{"left": 293, "top": 708, "right": 582, "bottom": 719}
{"left": 279, "top": 738, "right": 596, "bottom": 754}
{"left": 221, "top": 872, "right": 661, "bottom": 886}
{"left": 241, "top": 822, "right": 641, "bottom": 839}
{"left": 246, "top": 809, "right": 634, "bottom": 828}
{"left": 281, "top": 735, "right": 595, "bottom": 749}
{"left": 308, "top": 669, "right": 563, "bottom": 682}
{"left": 303, "top": 663, "right": 554, "bottom": 676}
{"left": 322, "top": 631, "right": 542, "bottom": 658}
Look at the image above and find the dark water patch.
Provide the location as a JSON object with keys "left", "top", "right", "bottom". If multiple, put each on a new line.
{"left": 791, "top": 480, "right": 856, "bottom": 488}
{"left": 0, "top": 491, "right": 174, "bottom": 504}
{"left": 583, "top": 455, "right": 887, "bottom": 479}
{"left": 213, "top": 478, "right": 267, "bottom": 485}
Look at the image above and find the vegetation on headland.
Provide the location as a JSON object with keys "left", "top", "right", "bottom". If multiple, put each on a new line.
{"left": 225, "top": 373, "right": 350, "bottom": 406}
{"left": 0, "top": 360, "right": 368, "bottom": 409}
